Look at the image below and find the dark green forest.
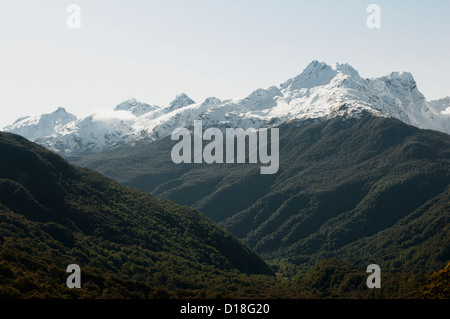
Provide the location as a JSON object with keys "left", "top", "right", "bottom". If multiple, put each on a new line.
{"left": 0, "top": 132, "right": 279, "bottom": 298}
{"left": 1, "top": 114, "right": 449, "bottom": 299}
{"left": 71, "top": 115, "right": 450, "bottom": 279}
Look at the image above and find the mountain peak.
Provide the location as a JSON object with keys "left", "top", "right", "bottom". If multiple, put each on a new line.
{"left": 167, "top": 93, "right": 195, "bottom": 112}
{"left": 436, "top": 96, "right": 450, "bottom": 104}
{"left": 115, "top": 98, "right": 156, "bottom": 116}
{"left": 332, "top": 62, "right": 360, "bottom": 77}
{"left": 379, "top": 71, "right": 419, "bottom": 94}
{"left": 305, "top": 60, "right": 328, "bottom": 71}
{"left": 283, "top": 61, "right": 362, "bottom": 90}
{"left": 50, "top": 106, "right": 76, "bottom": 119}
{"left": 384, "top": 71, "right": 415, "bottom": 83}
{"left": 115, "top": 98, "right": 138, "bottom": 111}
{"left": 3, "top": 107, "right": 77, "bottom": 142}
{"left": 47, "top": 107, "right": 77, "bottom": 122}
{"left": 302, "top": 60, "right": 334, "bottom": 76}
{"left": 281, "top": 61, "right": 338, "bottom": 90}
{"left": 427, "top": 96, "right": 450, "bottom": 115}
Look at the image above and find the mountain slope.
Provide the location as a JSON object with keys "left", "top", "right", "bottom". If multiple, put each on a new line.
{"left": 0, "top": 132, "right": 276, "bottom": 298}
{"left": 4, "top": 62, "right": 449, "bottom": 155}
{"left": 0, "top": 131, "right": 435, "bottom": 299}
{"left": 69, "top": 115, "right": 450, "bottom": 274}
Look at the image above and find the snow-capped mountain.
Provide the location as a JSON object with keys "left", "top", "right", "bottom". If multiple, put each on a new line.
{"left": 427, "top": 96, "right": 450, "bottom": 115}
{"left": 3, "top": 107, "right": 77, "bottom": 142}
{"left": 114, "top": 98, "right": 159, "bottom": 116}
{"left": 424, "top": 97, "right": 450, "bottom": 134}
{"left": 35, "top": 110, "right": 137, "bottom": 154}
{"left": 133, "top": 61, "right": 449, "bottom": 142}
{"left": 165, "top": 93, "right": 196, "bottom": 112}
{"left": 2, "top": 61, "right": 449, "bottom": 154}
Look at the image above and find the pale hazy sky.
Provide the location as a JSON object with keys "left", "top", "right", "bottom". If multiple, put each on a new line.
{"left": 1, "top": 0, "right": 449, "bottom": 127}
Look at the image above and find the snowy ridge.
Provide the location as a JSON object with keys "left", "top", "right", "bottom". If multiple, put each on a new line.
{"left": 3, "top": 61, "right": 449, "bottom": 154}
{"left": 114, "top": 98, "right": 158, "bottom": 116}
{"left": 3, "top": 107, "right": 77, "bottom": 142}
{"left": 166, "top": 93, "right": 196, "bottom": 112}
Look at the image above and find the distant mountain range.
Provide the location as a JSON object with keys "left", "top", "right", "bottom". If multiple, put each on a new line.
{"left": 1, "top": 61, "right": 449, "bottom": 298}
{"left": 70, "top": 114, "right": 450, "bottom": 276}
{"left": 3, "top": 61, "right": 450, "bottom": 155}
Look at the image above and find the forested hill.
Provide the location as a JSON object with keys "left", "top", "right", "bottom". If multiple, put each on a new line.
{"left": 1, "top": 123, "right": 448, "bottom": 299}
{"left": 0, "top": 132, "right": 274, "bottom": 298}
{"left": 70, "top": 114, "right": 450, "bottom": 275}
